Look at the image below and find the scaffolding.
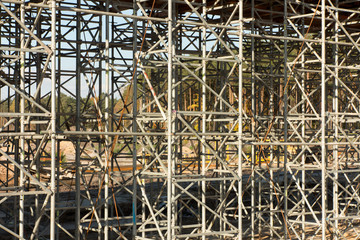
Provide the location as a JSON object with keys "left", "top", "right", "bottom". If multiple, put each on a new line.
{"left": 1, "top": 0, "right": 360, "bottom": 239}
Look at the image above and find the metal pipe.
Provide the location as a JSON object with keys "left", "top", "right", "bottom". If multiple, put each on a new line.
{"left": 57, "top": 6, "right": 166, "bottom": 22}
{"left": 321, "top": 1, "right": 327, "bottom": 239}
{"left": 167, "top": 0, "right": 174, "bottom": 238}
{"left": 132, "top": 0, "right": 138, "bottom": 237}
{"left": 50, "top": 0, "right": 57, "bottom": 238}
{"left": 19, "top": 1, "right": 25, "bottom": 237}
{"left": 283, "top": 1, "right": 289, "bottom": 239}
{"left": 104, "top": 0, "right": 110, "bottom": 238}
{"left": 238, "top": 2, "right": 243, "bottom": 239}
{"left": 250, "top": 1, "right": 255, "bottom": 238}
{"left": 75, "top": 0, "right": 81, "bottom": 238}
{"left": 333, "top": 1, "right": 339, "bottom": 238}
{"left": 201, "top": 0, "right": 206, "bottom": 237}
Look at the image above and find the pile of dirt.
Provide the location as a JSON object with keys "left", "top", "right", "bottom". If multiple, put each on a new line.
{"left": 59, "top": 141, "right": 76, "bottom": 158}
{"left": 0, "top": 149, "right": 14, "bottom": 185}
{"left": 182, "top": 146, "right": 196, "bottom": 157}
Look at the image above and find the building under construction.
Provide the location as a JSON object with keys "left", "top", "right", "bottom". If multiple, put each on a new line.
{"left": 1, "top": 0, "right": 360, "bottom": 239}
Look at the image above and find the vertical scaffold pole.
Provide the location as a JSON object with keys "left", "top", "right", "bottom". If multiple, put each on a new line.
{"left": 167, "top": 0, "right": 174, "bottom": 238}
{"left": 132, "top": 0, "right": 138, "bottom": 237}
{"left": 75, "top": 0, "right": 81, "bottom": 238}
{"left": 104, "top": 0, "right": 110, "bottom": 238}
{"left": 333, "top": 0, "right": 339, "bottom": 238}
{"left": 301, "top": 2, "right": 305, "bottom": 239}
{"left": 201, "top": 0, "right": 206, "bottom": 238}
{"left": 321, "top": 0, "right": 327, "bottom": 239}
{"left": 19, "top": 0, "right": 25, "bottom": 238}
{"left": 283, "top": 1, "right": 289, "bottom": 239}
{"left": 250, "top": 1, "right": 255, "bottom": 239}
{"left": 50, "top": 0, "right": 57, "bottom": 238}
{"left": 238, "top": 0, "right": 243, "bottom": 239}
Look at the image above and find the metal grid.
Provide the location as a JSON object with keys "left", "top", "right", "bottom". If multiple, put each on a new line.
{"left": 0, "top": 0, "right": 360, "bottom": 239}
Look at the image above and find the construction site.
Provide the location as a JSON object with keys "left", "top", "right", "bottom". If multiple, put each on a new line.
{"left": 1, "top": 0, "right": 360, "bottom": 239}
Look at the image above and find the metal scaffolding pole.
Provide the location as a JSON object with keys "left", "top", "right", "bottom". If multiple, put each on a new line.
{"left": 19, "top": 1, "right": 25, "bottom": 237}
{"left": 238, "top": 1, "right": 243, "bottom": 239}
{"left": 50, "top": 0, "right": 56, "bottom": 238}
{"left": 1, "top": 0, "right": 360, "bottom": 239}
